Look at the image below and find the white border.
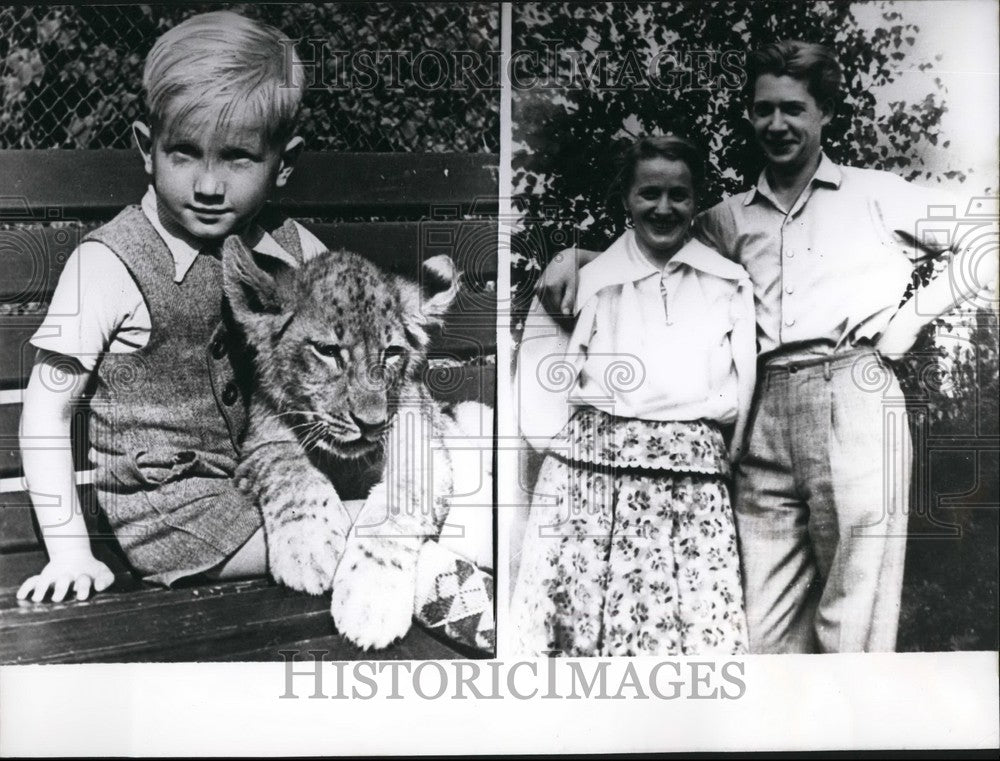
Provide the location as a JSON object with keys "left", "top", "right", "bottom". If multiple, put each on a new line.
{"left": 1, "top": 654, "right": 997, "bottom": 755}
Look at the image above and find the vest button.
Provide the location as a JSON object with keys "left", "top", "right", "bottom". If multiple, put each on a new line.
{"left": 222, "top": 382, "right": 239, "bottom": 406}
{"left": 211, "top": 334, "right": 227, "bottom": 359}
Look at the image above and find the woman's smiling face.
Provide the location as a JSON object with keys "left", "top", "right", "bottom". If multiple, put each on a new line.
{"left": 624, "top": 156, "right": 696, "bottom": 265}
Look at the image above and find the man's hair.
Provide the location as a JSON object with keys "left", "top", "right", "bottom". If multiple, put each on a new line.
{"left": 746, "top": 40, "right": 843, "bottom": 107}
{"left": 143, "top": 10, "right": 305, "bottom": 145}
{"left": 611, "top": 134, "right": 707, "bottom": 204}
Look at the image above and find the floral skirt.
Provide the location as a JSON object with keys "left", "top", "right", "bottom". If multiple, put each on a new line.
{"left": 510, "top": 409, "right": 748, "bottom": 657}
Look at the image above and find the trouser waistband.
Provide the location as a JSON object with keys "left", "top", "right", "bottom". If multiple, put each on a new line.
{"left": 761, "top": 347, "right": 887, "bottom": 380}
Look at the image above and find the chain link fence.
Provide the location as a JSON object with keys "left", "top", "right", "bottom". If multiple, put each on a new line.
{"left": 0, "top": 3, "right": 500, "bottom": 152}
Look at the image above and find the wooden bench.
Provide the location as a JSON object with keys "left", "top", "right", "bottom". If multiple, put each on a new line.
{"left": 0, "top": 149, "right": 497, "bottom": 663}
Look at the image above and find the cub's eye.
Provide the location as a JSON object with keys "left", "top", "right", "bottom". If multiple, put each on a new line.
{"left": 382, "top": 345, "right": 406, "bottom": 365}
{"left": 310, "top": 341, "right": 344, "bottom": 369}
{"left": 312, "top": 342, "right": 341, "bottom": 357}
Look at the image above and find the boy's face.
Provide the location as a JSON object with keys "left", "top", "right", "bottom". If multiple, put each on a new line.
{"left": 749, "top": 73, "right": 831, "bottom": 176}
{"left": 135, "top": 112, "right": 300, "bottom": 242}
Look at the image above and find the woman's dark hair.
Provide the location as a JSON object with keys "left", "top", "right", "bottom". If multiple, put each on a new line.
{"left": 609, "top": 134, "right": 706, "bottom": 207}
{"left": 744, "top": 40, "right": 843, "bottom": 108}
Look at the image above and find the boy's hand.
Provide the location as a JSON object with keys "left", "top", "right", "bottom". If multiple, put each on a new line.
{"left": 16, "top": 554, "right": 115, "bottom": 603}
{"left": 534, "top": 247, "right": 600, "bottom": 317}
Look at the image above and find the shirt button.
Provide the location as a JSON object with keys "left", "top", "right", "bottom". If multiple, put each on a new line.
{"left": 785, "top": 249, "right": 794, "bottom": 258}
{"left": 222, "top": 382, "right": 239, "bottom": 406}
{"left": 785, "top": 318, "right": 796, "bottom": 327}
{"left": 210, "top": 334, "right": 227, "bottom": 359}
{"left": 785, "top": 285, "right": 794, "bottom": 294}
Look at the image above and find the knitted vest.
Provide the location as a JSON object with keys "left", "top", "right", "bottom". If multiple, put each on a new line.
{"left": 86, "top": 206, "right": 303, "bottom": 493}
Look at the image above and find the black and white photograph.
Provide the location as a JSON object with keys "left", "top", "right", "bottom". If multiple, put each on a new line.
{"left": 1, "top": 0, "right": 998, "bottom": 756}
{"left": 1, "top": 3, "right": 498, "bottom": 665}
{"left": 508, "top": 0, "right": 997, "bottom": 660}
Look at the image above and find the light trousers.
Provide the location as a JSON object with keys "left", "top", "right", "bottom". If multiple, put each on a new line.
{"left": 735, "top": 348, "right": 911, "bottom": 653}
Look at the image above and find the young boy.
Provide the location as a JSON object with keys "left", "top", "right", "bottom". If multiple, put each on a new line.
{"left": 534, "top": 41, "right": 996, "bottom": 652}
{"left": 17, "top": 10, "right": 327, "bottom": 602}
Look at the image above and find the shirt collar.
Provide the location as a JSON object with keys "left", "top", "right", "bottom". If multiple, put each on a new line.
{"left": 575, "top": 230, "right": 747, "bottom": 312}
{"left": 743, "top": 152, "right": 842, "bottom": 206}
{"left": 140, "top": 187, "right": 299, "bottom": 282}
{"left": 663, "top": 235, "right": 749, "bottom": 281}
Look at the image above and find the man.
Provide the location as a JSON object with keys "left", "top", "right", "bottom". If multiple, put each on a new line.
{"left": 535, "top": 40, "right": 995, "bottom": 652}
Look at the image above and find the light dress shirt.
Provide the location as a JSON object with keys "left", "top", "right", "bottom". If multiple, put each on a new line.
{"left": 517, "top": 231, "right": 757, "bottom": 453}
{"left": 694, "top": 153, "right": 956, "bottom": 361}
{"left": 31, "top": 187, "right": 327, "bottom": 370}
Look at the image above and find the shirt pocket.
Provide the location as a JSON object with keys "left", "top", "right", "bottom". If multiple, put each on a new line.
{"left": 126, "top": 449, "right": 232, "bottom": 488}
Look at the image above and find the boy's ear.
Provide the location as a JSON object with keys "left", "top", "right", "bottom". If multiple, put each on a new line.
{"left": 275, "top": 135, "right": 305, "bottom": 188}
{"left": 819, "top": 99, "right": 834, "bottom": 126}
{"left": 222, "top": 235, "right": 293, "bottom": 332}
{"left": 397, "top": 255, "right": 460, "bottom": 347}
{"left": 132, "top": 121, "right": 154, "bottom": 176}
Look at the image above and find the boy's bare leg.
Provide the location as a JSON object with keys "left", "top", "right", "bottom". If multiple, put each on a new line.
{"left": 205, "top": 527, "right": 267, "bottom": 580}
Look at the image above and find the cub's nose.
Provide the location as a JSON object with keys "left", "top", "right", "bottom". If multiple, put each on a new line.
{"left": 350, "top": 412, "right": 388, "bottom": 440}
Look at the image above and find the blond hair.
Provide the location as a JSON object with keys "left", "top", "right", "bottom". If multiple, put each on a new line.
{"left": 143, "top": 10, "right": 304, "bottom": 145}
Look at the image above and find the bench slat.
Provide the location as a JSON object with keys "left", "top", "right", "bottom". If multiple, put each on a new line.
{"left": 0, "top": 572, "right": 464, "bottom": 663}
{"left": 0, "top": 220, "right": 498, "bottom": 303}
{"left": 0, "top": 323, "right": 40, "bottom": 390}
{"left": 0, "top": 483, "right": 112, "bottom": 553}
{"left": 0, "top": 402, "right": 23, "bottom": 475}
{"left": 0, "top": 501, "right": 40, "bottom": 554}
{"left": 0, "top": 150, "right": 498, "bottom": 219}
{"left": 307, "top": 220, "right": 499, "bottom": 280}
{"left": 214, "top": 628, "right": 468, "bottom": 662}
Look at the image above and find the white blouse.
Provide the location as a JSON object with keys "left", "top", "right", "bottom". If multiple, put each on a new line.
{"left": 517, "top": 231, "right": 757, "bottom": 459}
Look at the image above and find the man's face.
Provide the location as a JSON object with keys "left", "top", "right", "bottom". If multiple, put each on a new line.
{"left": 750, "top": 73, "right": 831, "bottom": 176}
{"left": 139, "top": 110, "right": 296, "bottom": 243}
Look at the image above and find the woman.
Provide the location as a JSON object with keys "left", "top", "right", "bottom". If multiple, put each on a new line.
{"left": 511, "top": 135, "right": 756, "bottom": 656}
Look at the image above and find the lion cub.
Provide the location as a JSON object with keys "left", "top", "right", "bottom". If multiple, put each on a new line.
{"left": 222, "top": 237, "right": 483, "bottom": 649}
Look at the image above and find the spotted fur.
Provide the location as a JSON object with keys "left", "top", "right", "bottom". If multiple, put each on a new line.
{"left": 223, "top": 238, "right": 474, "bottom": 649}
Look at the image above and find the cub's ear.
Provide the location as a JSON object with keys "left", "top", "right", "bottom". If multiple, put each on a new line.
{"left": 421, "top": 254, "right": 460, "bottom": 317}
{"left": 398, "top": 255, "right": 460, "bottom": 347}
{"left": 221, "top": 235, "right": 291, "bottom": 321}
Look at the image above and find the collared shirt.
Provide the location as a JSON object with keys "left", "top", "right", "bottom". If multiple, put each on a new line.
{"left": 694, "top": 154, "right": 955, "bottom": 359}
{"left": 31, "top": 187, "right": 327, "bottom": 370}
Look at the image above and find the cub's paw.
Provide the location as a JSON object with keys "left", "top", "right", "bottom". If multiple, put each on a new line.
{"left": 267, "top": 526, "right": 341, "bottom": 595}
{"left": 331, "top": 543, "right": 417, "bottom": 650}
